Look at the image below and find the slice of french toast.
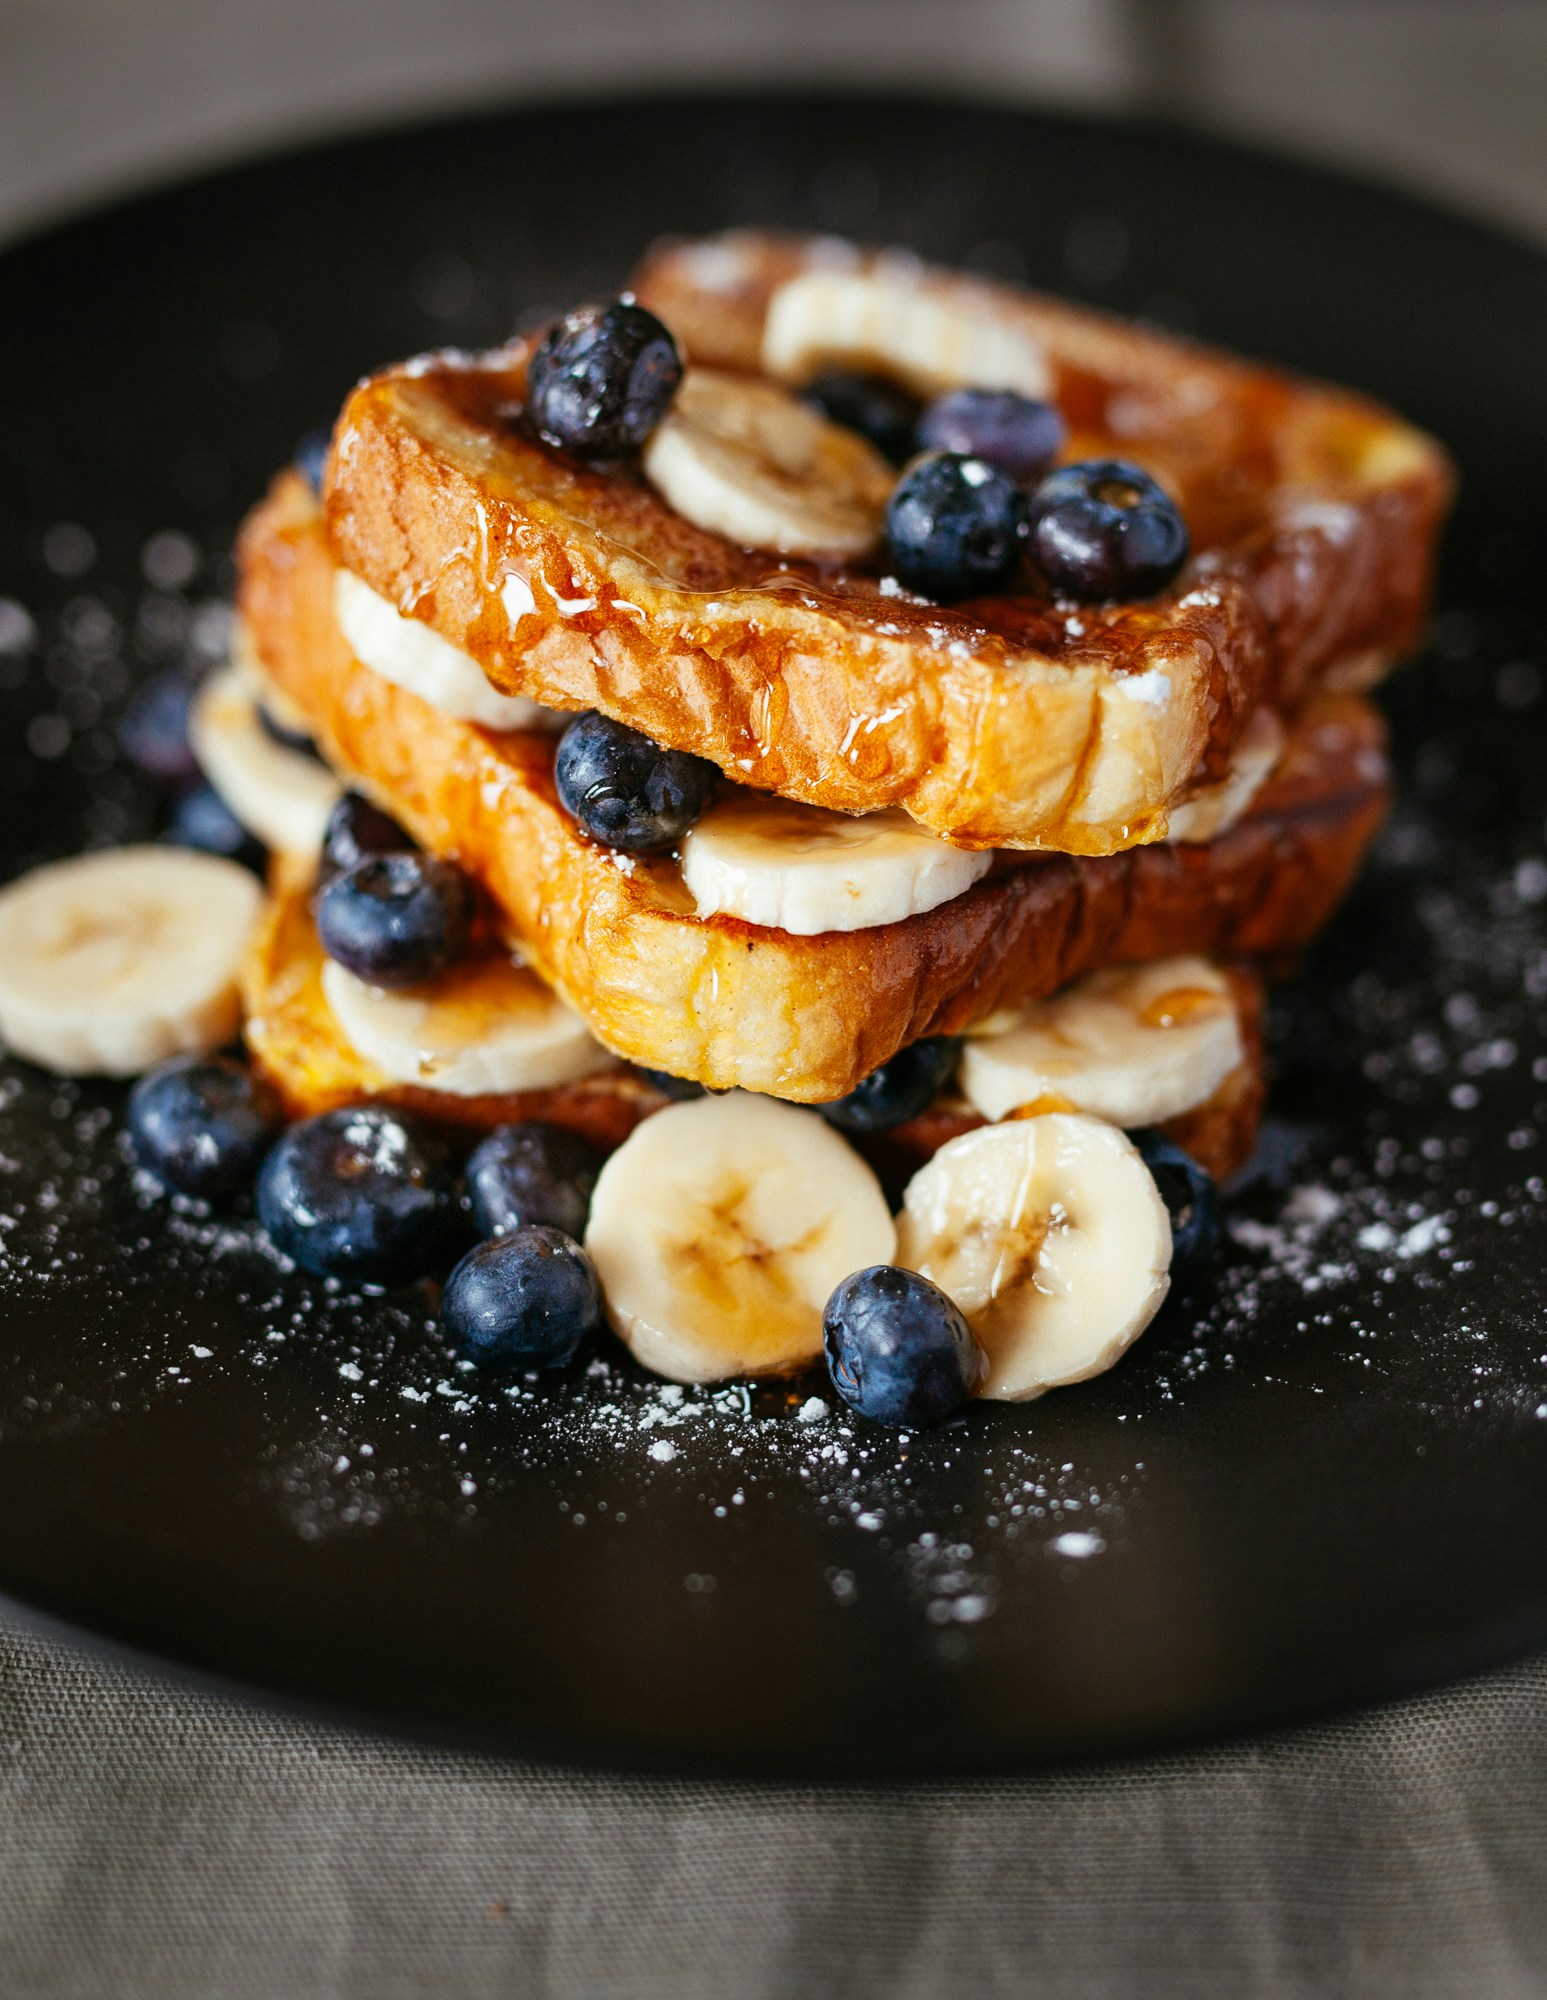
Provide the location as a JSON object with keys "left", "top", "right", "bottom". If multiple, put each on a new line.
{"left": 322, "top": 232, "right": 1447, "bottom": 856}
{"left": 239, "top": 470, "right": 1388, "bottom": 1102}
{"left": 242, "top": 873, "right": 1267, "bottom": 1187}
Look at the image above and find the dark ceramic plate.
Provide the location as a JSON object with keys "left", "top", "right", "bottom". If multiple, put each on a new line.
{"left": 0, "top": 93, "right": 1544, "bottom": 1776}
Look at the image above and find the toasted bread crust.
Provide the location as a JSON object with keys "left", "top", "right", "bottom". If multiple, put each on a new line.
{"left": 243, "top": 875, "right": 1265, "bottom": 1185}
{"left": 240, "top": 473, "right": 1389, "bottom": 1101}
{"left": 321, "top": 234, "right": 1447, "bottom": 854}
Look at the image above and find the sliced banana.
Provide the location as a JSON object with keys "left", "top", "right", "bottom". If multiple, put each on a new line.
{"left": 321, "top": 952, "right": 614, "bottom": 1098}
{"left": 960, "top": 956, "right": 1243, "bottom": 1128}
{"left": 1166, "top": 706, "right": 1284, "bottom": 843}
{"left": 680, "top": 790, "right": 992, "bottom": 934}
{"left": 190, "top": 661, "right": 343, "bottom": 856}
{"left": 333, "top": 569, "right": 564, "bottom": 732}
{"left": 896, "top": 1115, "right": 1171, "bottom": 1401}
{"left": 585, "top": 1092, "right": 895, "bottom": 1382}
{"left": 762, "top": 267, "right": 1050, "bottom": 401}
{"left": 641, "top": 367, "right": 893, "bottom": 560}
{"left": 0, "top": 846, "right": 262, "bottom": 1076}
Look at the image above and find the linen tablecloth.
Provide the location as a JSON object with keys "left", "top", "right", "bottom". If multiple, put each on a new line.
{"left": 2, "top": 1620, "right": 1544, "bottom": 1997}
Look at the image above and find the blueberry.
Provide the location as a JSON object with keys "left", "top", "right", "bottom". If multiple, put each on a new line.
{"left": 802, "top": 370, "right": 922, "bottom": 466}
{"left": 120, "top": 669, "right": 201, "bottom": 786}
{"left": 526, "top": 301, "right": 682, "bottom": 459}
{"left": 823, "top": 1265, "right": 983, "bottom": 1429}
{"left": 884, "top": 452, "right": 1026, "bottom": 603}
{"left": 295, "top": 429, "right": 331, "bottom": 497}
{"left": 637, "top": 1067, "right": 706, "bottom": 1101}
{"left": 466, "top": 1121, "right": 603, "bottom": 1240}
{"left": 165, "top": 783, "right": 266, "bottom": 873}
{"left": 1027, "top": 459, "right": 1188, "bottom": 602}
{"left": 554, "top": 710, "right": 717, "bottom": 854}
{"left": 127, "top": 1054, "right": 278, "bottom": 1200}
{"left": 319, "top": 789, "right": 415, "bottom": 888}
{"left": 257, "top": 702, "right": 322, "bottom": 760}
{"left": 317, "top": 853, "right": 472, "bottom": 988}
{"left": 443, "top": 1225, "right": 603, "bottom": 1373}
{"left": 256, "top": 1105, "right": 459, "bottom": 1284}
{"left": 916, "top": 389, "right": 1066, "bottom": 486}
{"left": 819, "top": 1036, "right": 961, "bottom": 1135}
{"left": 1131, "top": 1128, "right": 1220, "bottom": 1277}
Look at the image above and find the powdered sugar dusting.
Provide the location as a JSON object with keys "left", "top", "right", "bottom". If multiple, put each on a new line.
{"left": 3, "top": 543, "right": 1547, "bottom": 1660}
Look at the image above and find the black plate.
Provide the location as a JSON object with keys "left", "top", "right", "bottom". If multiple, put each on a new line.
{"left": 1, "top": 93, "right": 1545, "bottom": 1776}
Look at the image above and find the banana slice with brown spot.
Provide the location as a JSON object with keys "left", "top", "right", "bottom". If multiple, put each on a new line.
{"left": 896, "top": 1114, "right": 1172, "bottom": 1401}
{"left": 960, "top": 956, "right": 1244, "bottom": 1128}
{"left": 584, "top": 1092, "right": 895, "bottom": 1382}
{"left": 641, "top": 367, "right": 893, "bottom": 559}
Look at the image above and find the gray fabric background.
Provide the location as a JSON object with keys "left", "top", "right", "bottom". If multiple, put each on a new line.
{"left": 4, "top": 1619, "right": 1546, "bottom": 1998}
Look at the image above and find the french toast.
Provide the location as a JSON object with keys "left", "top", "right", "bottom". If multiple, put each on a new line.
{"left": 0, "top": 212, "right": 1450, "bottom": 1418}
{"left": 240, "top": 469, "right": 1389, "bottom": 1101}
{"left": 241, "top": 872, "right": 1267, "bottom": 1186}
{"left": 322, "top": 233, "right": 1448, "bottom": 856}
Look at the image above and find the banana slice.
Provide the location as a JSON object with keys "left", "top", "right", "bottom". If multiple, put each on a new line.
{"left": 333, "top": 569, "right": 565, "bottom": 732}
{"left": 321, "top": 951, "right": 614, "bottom": 1098}
{"left": 190, "top": 661, "right": 343, "bottom": 855}
{"left": 960, "top": 956, "right": 1243, "bottom": 1128}
{"left": 896, "top": 1115, "right": 1171, "bottom": 1401}
{"left": 641, "top": 367, "right": 893, "bottom": 560}
{"left": 680, "top": 790, "right": 992, "bottom": 934}
{"left": 1166, "top": 707, "right": 1284, "bottom": 843}
{"left": 0, "top": 846, "right": 262, "bottom": 1075}
{"left": 762, "top": 267, "right": 1051, "bottom": 401}
{"left": 585, "top": 1092, "right": 895, "bottom": 1382}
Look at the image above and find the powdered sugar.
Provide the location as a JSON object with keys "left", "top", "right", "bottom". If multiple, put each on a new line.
{"left": 3, "top": 555, "right": 1547, "bottom": 1654}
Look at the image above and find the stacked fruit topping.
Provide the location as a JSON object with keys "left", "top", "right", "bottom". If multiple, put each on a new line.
{"left": 518, "top": 291, "right": 1187, "bottom": 610}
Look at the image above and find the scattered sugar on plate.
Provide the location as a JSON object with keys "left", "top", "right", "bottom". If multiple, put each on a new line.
{"left": 3, "top": 568, "right": 1547, "bottom": 1637}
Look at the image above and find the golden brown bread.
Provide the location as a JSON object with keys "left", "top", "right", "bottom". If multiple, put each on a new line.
{"left": 242, "top": 875, "right": 1265, "bottom": 1184}
{"left": 321, "top": 232, "right": 1448, "bottom": 855}
{"left": 239, "top": 472, "right": 1388, "bottom": 1101}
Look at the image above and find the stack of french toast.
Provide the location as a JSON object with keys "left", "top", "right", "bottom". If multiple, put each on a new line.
{"left": 1, "top": 229, "right": 1449, "bottom": 1425}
